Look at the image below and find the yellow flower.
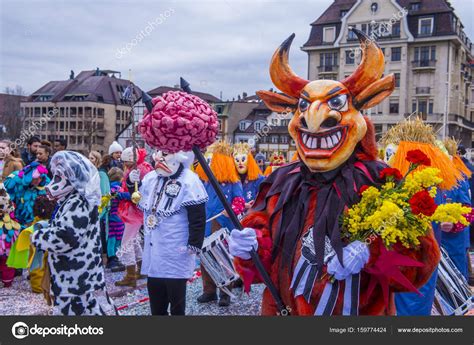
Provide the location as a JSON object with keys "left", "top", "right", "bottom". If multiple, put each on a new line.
{"left": 430, "top": 203, "right": 471, "bottom": 225}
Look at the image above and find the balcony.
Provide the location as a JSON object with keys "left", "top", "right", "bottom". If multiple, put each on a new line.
{"left": 317, "top": 65, "right": 339, "bottom": 74}
{"left": 412, "top": 60, "right": 436, "bottom": 70}
{"left": 415, "top": 87, "right": 431, "bottom": 95}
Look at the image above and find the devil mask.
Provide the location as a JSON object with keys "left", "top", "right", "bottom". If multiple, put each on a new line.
{"left": 257, "top": 29, "right": 394, "bottom": 172}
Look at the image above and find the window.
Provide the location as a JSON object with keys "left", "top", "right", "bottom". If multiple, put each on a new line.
{"left": 323, "top": 26, "right": 336, "bottom": 43}
{"left": 70, "top": 122, "right": 76, "bottom": 130}
{"left": 271, "top": 119, "right": 278, "bottom": 125}
{"left": 116, "top": 110, "right": 121, "bottom": 120}
{"left": 239, "top": 121, "right": 249, "bottom": 131}
{"left": 389, "top": 101, "right": 399, "bottom": 114}
{"left": 347, "top": 28, "right": 357, "bottom": 40}
{"left": 428, "top": 100, "right": 434, "bottom": 114}
{"left": 255, "top": 121, "right": 264, "bottom": 131}
{"left": 430, "top": 46, "right": 436, "bottom": 61}
{"left": 78, "top": 122, "right": 83, "bottom": 130}
{"left": 392, "top": 22, "right": 400, "bottom": 37}
{"left": 281, "top": 136, "right": 289, "bottom": 144}
{"left": 271, "top": 135, "right": 278, "bottom": 144}
{"left": 320, "top": 52, "right": 338, "bottom": 67}
{"left": 97, "top": 108, "right": 104, "bottom": 118}
{"left": 70, "top": 107, "right": 76, "bottom": 117}
{"left": 394, "top": 73, "right": 400, "bottom": 87}
{"left": 419, "top": 17, "right": 433, "bottom": 36}
{"left": 410, "top": 2, "right": 421, "bottom": 11}
{"left": 281, "top": 119, "right": 290, "bottom": 126}
{"left": 361, "top": 24, "right": 367, "bottom": 35}
{"left": 391, "top": 47, "right": 401, "bottom": 61}
{"left": 345, "top": 50, "right": 354, "bottom": 64}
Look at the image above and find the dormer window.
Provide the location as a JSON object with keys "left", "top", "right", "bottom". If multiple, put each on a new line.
{"left": 410, "top": 2, "right": 421, "bottom": 11}
{"left": 419, "top": 17, "right": 434, "bottom": 36}
{"left": 323, "top": 26, "right": 336, "bottom": 43}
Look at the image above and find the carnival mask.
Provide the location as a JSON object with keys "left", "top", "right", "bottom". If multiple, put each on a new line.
{"left": 257, "top": 29, "right": 394, "bottom": 172}
{"left": 233, "top": 153, "right": 248, "bottom": 175}
{"left": 153, "top": 150, "right": 193, "bottom": 177}
{"left": 45, "top": 172, "right": 74, "bottom": 201}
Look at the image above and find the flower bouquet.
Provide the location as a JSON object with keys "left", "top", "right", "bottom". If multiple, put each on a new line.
{"left": 342, "top": 149, "right": 473, "bottom": 249}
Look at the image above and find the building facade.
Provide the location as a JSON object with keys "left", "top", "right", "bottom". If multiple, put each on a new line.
{"left": 302, "top": 0, "right": 474, "bottom": 146}
{"left": 20, "top": 69, "right": 139, "bottom": 154}
{"left": 233, "top": 100, "right": 296, "bottom": 160}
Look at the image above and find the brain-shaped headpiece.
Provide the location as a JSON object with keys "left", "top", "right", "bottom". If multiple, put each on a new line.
{"left": 138, "top": 91, "right": 218, "bottom": 153}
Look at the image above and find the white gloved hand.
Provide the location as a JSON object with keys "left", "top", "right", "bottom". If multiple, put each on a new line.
{"left": 129, "top": 169, "right": 140, "bottom": 183}
{"left": 326, "top": 240, "right": 370, "bottom": 280}
{"left": 228, "top": 227, "right": 258, "bottom": 260}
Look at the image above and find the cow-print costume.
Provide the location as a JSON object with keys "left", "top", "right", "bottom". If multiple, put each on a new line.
{"left": 32, "top": 192, "right": 106, "bottom": 315}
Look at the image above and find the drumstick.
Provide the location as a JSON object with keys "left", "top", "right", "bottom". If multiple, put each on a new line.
{"left": 206, "top": 211, "right": 225, "bottom": 223}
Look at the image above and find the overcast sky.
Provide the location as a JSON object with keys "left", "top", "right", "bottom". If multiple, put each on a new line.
{"left": 1, "top": 0, "right": 473, "bottom": 101}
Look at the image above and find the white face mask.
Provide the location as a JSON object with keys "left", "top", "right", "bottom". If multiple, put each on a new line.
{"left": 152, "top": 151, "right": 182, "bottom": 177}
{"left": 45, "top": 173, "right": 74, "bottom": 201}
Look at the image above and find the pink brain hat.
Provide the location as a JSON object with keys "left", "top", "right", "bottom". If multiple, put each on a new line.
{"left": 138, "top": 91, "right": 218, "bottom": 153}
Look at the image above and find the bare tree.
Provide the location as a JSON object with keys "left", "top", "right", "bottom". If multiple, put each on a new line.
{"left": 1, "top": 86, "right": 27, "bottom": 140}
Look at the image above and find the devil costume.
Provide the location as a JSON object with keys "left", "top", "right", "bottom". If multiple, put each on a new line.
{"left": 31, "top": 151, "right": 113, "bottom": 315}
{"left": 228, "top": 29, "right": 439, "bottom": 315}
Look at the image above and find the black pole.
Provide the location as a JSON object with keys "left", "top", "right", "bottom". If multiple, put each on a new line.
{"left": 192, "top": 146, "right": 290, "bottom": 316}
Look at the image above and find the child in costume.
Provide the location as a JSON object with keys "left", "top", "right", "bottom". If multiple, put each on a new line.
{"left": 115, "top": 147, "right": 153, "bottom": 288}
{"left": 232, "top": 143, "right": 264, "bottom": 210}
{"left": 106, "top": 167, "right": 127, "bottom": 270}
{"left": 263, "top": 151, "right": 285, "bottom": 176}
{"left": 0, "top": 184, "right": 21, "bottom": 287}
{"left": 228, "top": 29, "right": 439, "bottom": 315}
{"left": 128, "top": 150, "right": 207, "bottom": 315}
{"left": 195, "top": 142, "right": 245, "bottom": 307}
{"left": 4, "top": 161, "right": 50, "bottom": 225}
{"left": 28, "top": 195, "right": 56, "bottom": 294}
{"left": 30, "top": 151, "right": 112, "bottom": 315}
{"left": 380, "top": 119, "right": 463, "bottom": 316}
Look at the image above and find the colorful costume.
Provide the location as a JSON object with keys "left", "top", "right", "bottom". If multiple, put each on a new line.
{"left": 107, "top": 181, "right": 126, "bottom": 259}
{"left": 196, "top": 142, "right": 245, "bottom": 306}
{"left": 263, "top": 152, "right": 286, "bottom": 176}
{"left": 137, "top": 90, "right": 217, "bottom": 315}
{"left": 232, "top": 143, "right": 265, "bottom": 206}
{"left": 228, "top": 30, "right": 439, "bottom": 315}
{"left": 4, "top": 162, "right": 50, "bottom": 225}
{"left": 115, "top": 148, "right": 153, "bottom": 287}
{"left": 255, "top": 152, "right": 266, "bottom": 174}
{"left": 380, "top": 119, "right": 462, "bottom": 316}
{"left": 0, "top": 184, "right": 20, "bottom": 287}
{"left": 31, "top": 151, "right": 112, "bottom": 315}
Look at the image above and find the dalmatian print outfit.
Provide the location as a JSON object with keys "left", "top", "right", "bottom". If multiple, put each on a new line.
{"left": 32, "top": 192, "right": 106, "bottom": 315}
{"left": 31, "top": 151, "right": 112, "bottom": 316}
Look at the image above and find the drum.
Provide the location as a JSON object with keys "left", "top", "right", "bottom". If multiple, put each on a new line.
{"left": 199, "top": 228, "right": 240, "bottom": 294}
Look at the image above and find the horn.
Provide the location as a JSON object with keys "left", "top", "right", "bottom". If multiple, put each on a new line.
{"left": 269, "top": 33, "right": 309, "bottom": 98}
{"left": 341, "top": 28, "right": 385, "bottom": 96}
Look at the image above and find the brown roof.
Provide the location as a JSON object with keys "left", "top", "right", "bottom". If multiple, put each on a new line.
{"left": 147, "top": 86, "right": 221, "bottom": 103}
{"left": 28, "top": 70, "right": 141, "bottom": 105}
{"left": 312, "top": 0, "right": 356, "bottom": 25}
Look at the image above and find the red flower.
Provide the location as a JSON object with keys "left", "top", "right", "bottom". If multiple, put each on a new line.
{"left": 379, "top": 167, "right": 403, "bottom": 180}
{"left": 409, "top": 190, "right": 437, "bottom": 216}
{"left": 406, "top": 150, "right": 431, "bottom": 166}
{"left": 359, "top": 185, "right": 370, "bottom": 194}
